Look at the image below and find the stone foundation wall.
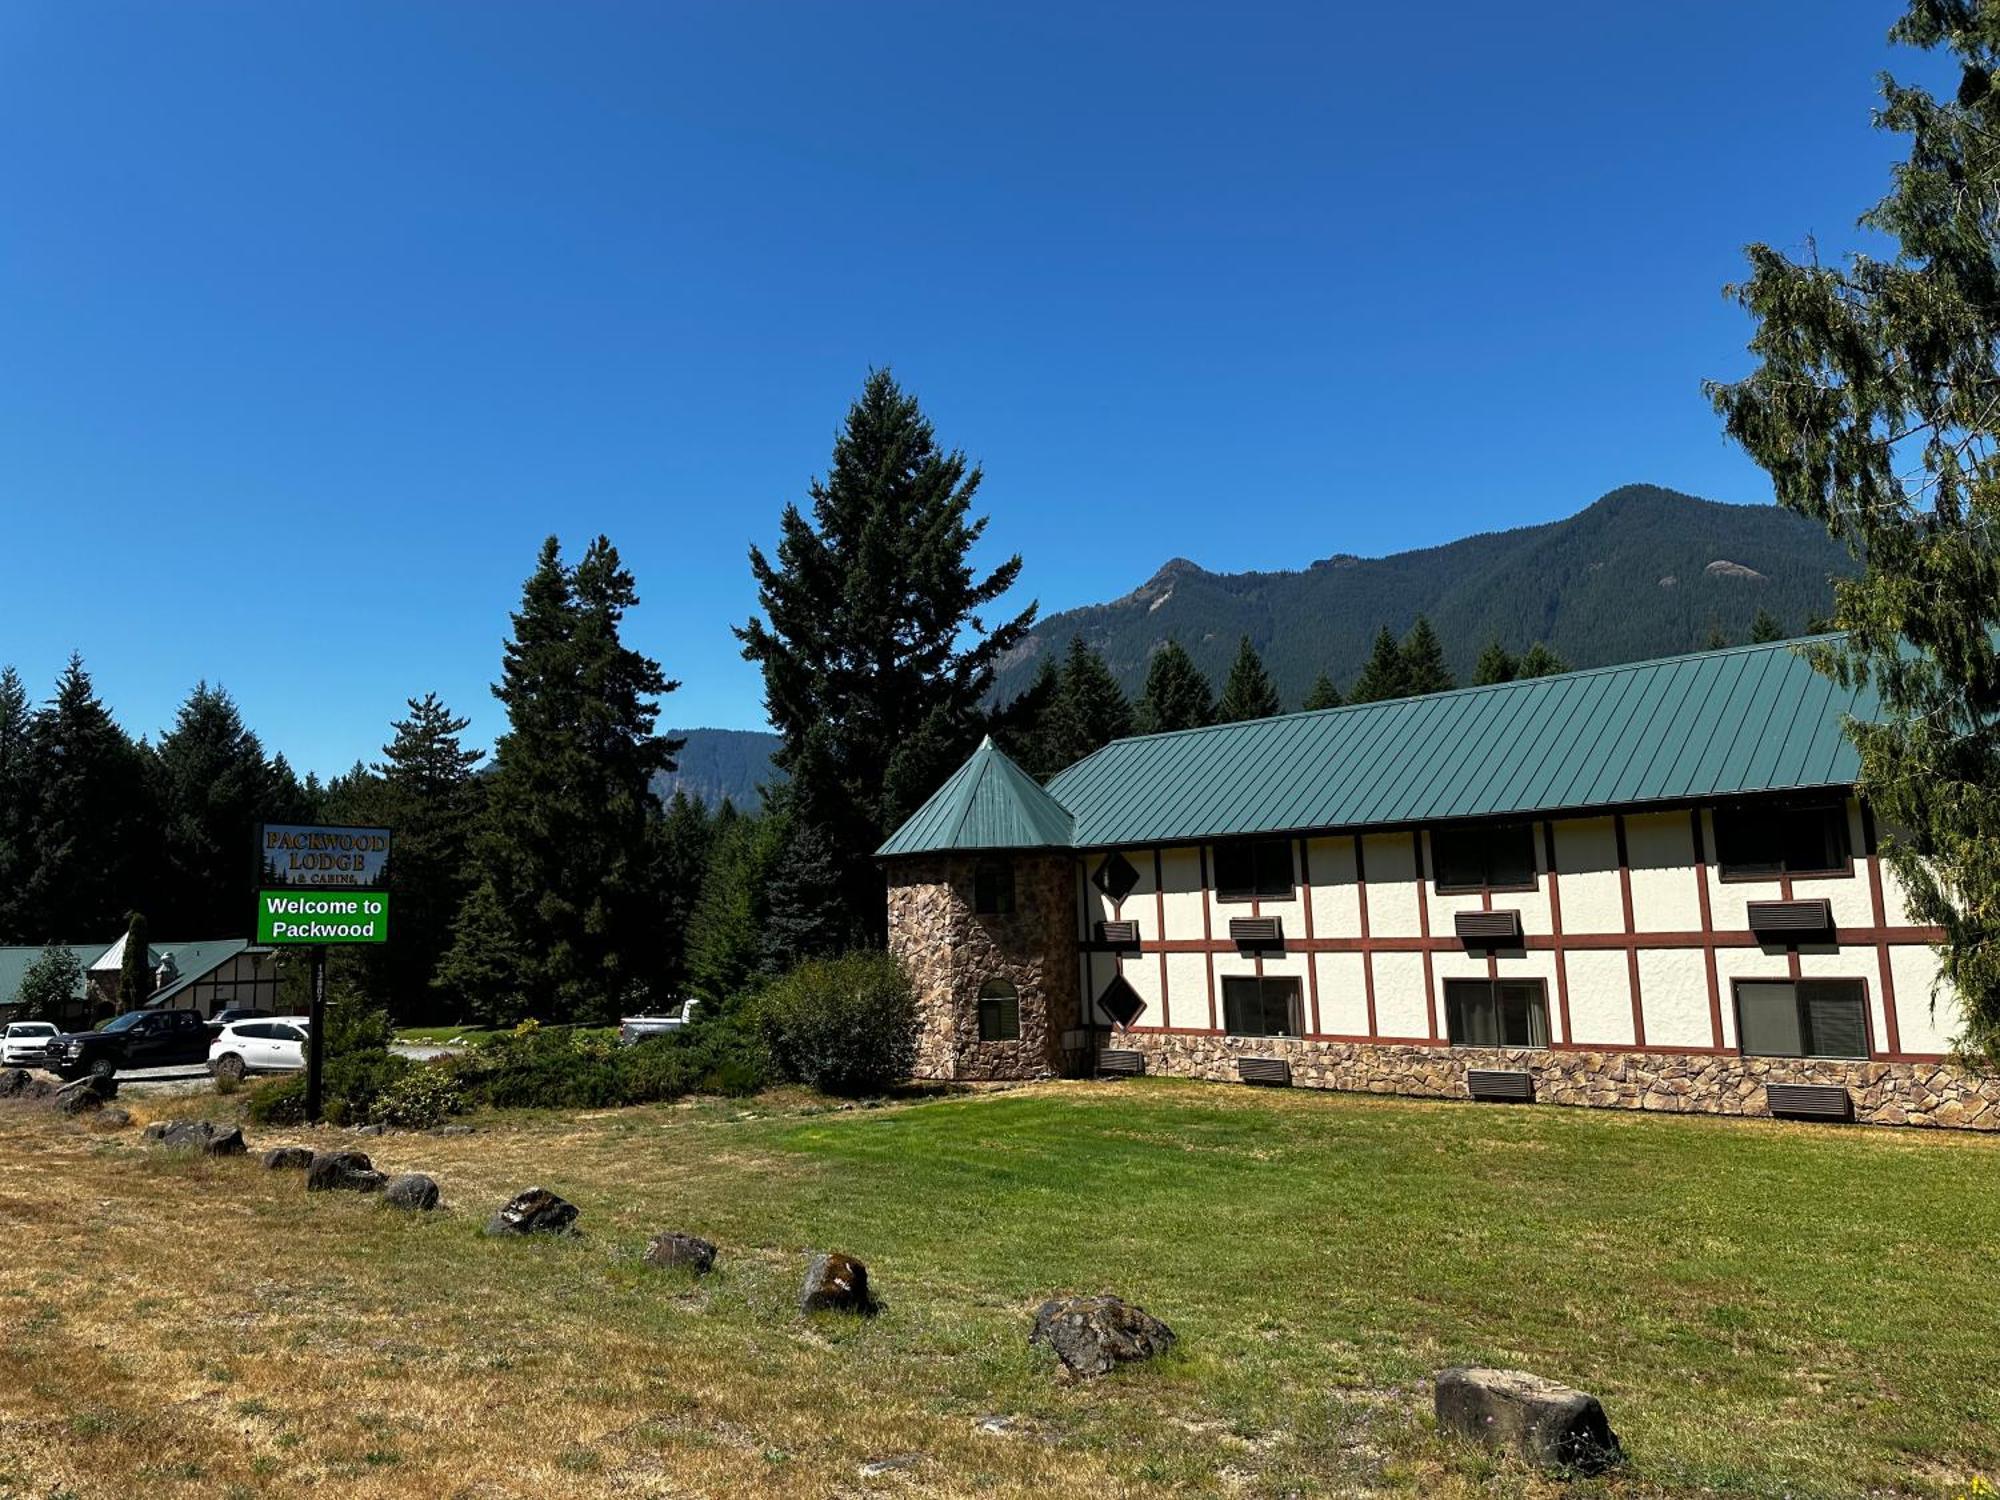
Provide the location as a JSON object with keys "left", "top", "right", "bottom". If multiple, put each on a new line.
{"left": 1108, "top": 1030, "right": 2000, "bottom": 1130}
{"left": 887, "top": 855, "right": 1083, "bottom": 1083}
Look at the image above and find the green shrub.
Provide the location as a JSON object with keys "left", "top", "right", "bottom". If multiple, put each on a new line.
{"left": 367, "top": 1065, "right": 465, "bottom": 1129}
{"left": 753, "top": 951, "right": 916, "bottom": 1096}
{"left": 443, "top": 1016, "right": 771, "bottom": 1112}
{"left": 247, "top": 1005, "right": 410, "bottom": 1126}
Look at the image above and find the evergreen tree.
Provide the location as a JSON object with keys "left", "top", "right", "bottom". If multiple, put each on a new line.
{"left": 1708, "top": 0, "right": 2000, "bottom": 1055}
{"left": 1135, "top": 640, "right": 1214, "bottom": 733}
{"left": 736, "top": 371, "right": 1035, "bottom": 947}
{"left": 1399, "top": 616, "right": 1455, "bottom": 696}
{"left": 1749, "top": 608, "right": 1786, "bottom": 643}
{"left": 0, "top": 667, "right": 32, "bottom": 942}
{"left": 429, "top": 878, "right": 527, "bottom": 1027}
{"left": 116, "top": 911, "right": 151, "bottom": 1013}
{"left": 1031, "top": 636, "right": 1134, "bottom": 775}
{"left": 152, "top": 682, "right": 281, "bottom": 935}
{"left": 18, "top": 941, "right": 82, "bottom": 1023}
{"left": 651, "top": 789, "right": 715, "bottom": 999}
{"left": 1516, "top": 643, "right": 1570, "bottom": 679}
{"left": 685, "top": 806, "right": 780, "bottom": 1003}
{"left": 1473, "top": 639, "right": 1519, "bottom": 686}
{"left": 22, "top": 657, "right": 154, "bottom": 940}
{"left": 1010, "top": 656, "right": 1065, "bottom": 777}
{"left": 370, "top": 694, "right": 485, "bottom": 1021}
{"left": 1216, "top": 636, "right": 1283, "bottom": 723}
{"left": 1302, "top": 673, "right": 1344, "bottom": 711}
{"left": 1347, "top": 627, "right": 1411, "bottom": 704}
{"left": 1704, "top": 621, "right": 1730, "bottom": 650}
{"left": 441, "top": 536, "right": 679, "bottom": 1022}
{"left": 760, "top": 815, "right": 861, "bottom": 974}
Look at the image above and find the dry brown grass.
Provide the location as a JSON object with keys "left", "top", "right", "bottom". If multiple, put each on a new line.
{"left": 1, "top": 1081, "right": 1995, "bottom": 1498}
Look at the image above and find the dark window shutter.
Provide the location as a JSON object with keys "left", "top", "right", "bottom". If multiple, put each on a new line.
{"left": 1801, "top": 982, "right": 1868, "bottom": 1059}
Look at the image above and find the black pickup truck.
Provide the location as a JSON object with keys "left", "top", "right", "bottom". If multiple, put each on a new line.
{"left": 51, "top": 1008, "right": 210, "bottom": 1080}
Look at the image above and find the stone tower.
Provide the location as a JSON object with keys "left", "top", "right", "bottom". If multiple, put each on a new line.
{"left": 878, "top": 738, "right": 1084, "bottom": 1082}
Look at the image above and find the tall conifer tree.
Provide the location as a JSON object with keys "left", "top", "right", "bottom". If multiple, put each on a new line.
{"left": 1400, "top": 616, "right": 1455, "bottom": 696}
{"left": 1708, "top": 0, "right": 2000, "bottom": 1053}
{"left": 1135, "top": 640, "right": 1214, "bottom": 733}
{"left": 1516, "top": 643, "right": 1570, "bottom": 679}
{"left": 441, "top": 536, "right": 678, "bottom": 1021}
{"left": 371, "top": 694, "right": 484, "bottom": 1020}
{"left": 1216, "top": 636, "right": 1283, "bottom": 722}
{"left": 1031, "top": 636, "right": 1134, "bottom": 775}
{"left": 1347, "top": 628, "right": 1411, "bottom": 704}
{"left": 0, "top": 667, "right": 32, "bottom": 942}
{"left": 116, "top": 911, "right": 151, "bottom": 1013}
{"left": 1473, "top": 639, "right": 1519, "bottom": 686}
{"left": 1302, "top": 673, "right": 1343, "bottom": 711}
{"left": 153, "top": 682, "right": 281, "bottom": 935}
{"left": 23, "top": 657, "right": 153, "bottom": 939}
{"left": 737, "top": 371, "right": 1035, "bottom": 947}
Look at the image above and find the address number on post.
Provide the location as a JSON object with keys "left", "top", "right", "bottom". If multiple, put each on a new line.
{"left": 256, "top": 891, "right": 390, "bottom": 945}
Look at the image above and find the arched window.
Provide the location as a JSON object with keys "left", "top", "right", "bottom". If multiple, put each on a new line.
{"left": 977, "top": 978, "right": 1021, "bottom": 1042}
{"left": 974, "top": 860, "right": 1016, "bottom": 916}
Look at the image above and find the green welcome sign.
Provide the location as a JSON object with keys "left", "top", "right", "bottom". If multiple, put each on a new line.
{"left": 256, "top": 890, "right": 390, "bottom": 945}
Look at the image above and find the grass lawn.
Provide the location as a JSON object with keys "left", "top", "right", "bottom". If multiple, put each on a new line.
{"left": 2, "top": 1079, "right": 1996, "bottom": 1498}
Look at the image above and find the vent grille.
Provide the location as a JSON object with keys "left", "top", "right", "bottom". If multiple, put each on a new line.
{"left": 1236, "top": 1056, "right": 1292, "bottom": 1087}
{"left": 1766, "top": 1082, "right": 1853, "bottom": 1122}
{"left": 1747, "top": 899, "right": 1834, "bottom": 936}
{"left": 1228, "top": 916, "right": 1284, "bottom": 949}
{"left": 1454, "top": 910, "right": 1523, "bottom": 944}
{"left": 1466, "top": 1068, "right": 1535, "bottom": 1102}
{"left": 1096, "top": 919, "right": 1141, "bottom": 948}
{"left": 1097, "top": 1048, "right": 1145, "bottom": 1077}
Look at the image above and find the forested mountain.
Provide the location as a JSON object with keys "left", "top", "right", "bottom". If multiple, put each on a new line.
{"left": 991, "top": 485, "right": 1857, "bottom": 707}
{"left": 650, "top": 728, "right": 780, "bottom": 809}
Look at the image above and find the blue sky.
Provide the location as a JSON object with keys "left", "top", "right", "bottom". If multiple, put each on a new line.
{"left": 0, "top": 2, "right": 1933, "bottom": 776}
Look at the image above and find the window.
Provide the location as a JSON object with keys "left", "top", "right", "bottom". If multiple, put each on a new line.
{"left": 1715, "top": 804, "right": 1850, "bottom": 879}
{"left": 1735, "top": 980, "right": 1869, "bottom": 1059}
{"left": 976, "top": 979, "right": 1020, "bottom": 1042}
{"left": 1213, "top": 839, "right": 1292, "bottom": 902}
{"left": 1431, "top": 824, "right": 1536, "bottom": 893}
{"left": 233, "top": 1023, "right": 276, "bottom": 1041}
{"left": 1444, "top": 979, "right": 1550, "bottom": 1048}
{"left": 973, "top": 861, "right": 1016, "bottom": 916}
{"left": 1097, "top": 974, "right": 1146, "bottom": 1027}
{"left": 1093, "top": 852, "right": 1140, "bottom": 903}
{"left": 1221, "top": 976, "right": 1301, "bottom": 1038}
{"left": 271, "top": 1024, "right": 306, "bottom": 1043}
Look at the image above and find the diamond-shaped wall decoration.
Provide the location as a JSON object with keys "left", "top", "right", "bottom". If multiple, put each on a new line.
{"left": 1098, "top": 974, "right": 1145, "bottom": 1028}
{"left": 1093, "top": 851, "right": 1140, "bottom": 903}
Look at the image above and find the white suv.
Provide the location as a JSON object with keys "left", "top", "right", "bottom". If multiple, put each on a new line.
{"left": 2, "top": 1022, "right": 58, "bottom": 1067}
{"left": 208, "top": 1017, "right": 311, "bottom": 1081}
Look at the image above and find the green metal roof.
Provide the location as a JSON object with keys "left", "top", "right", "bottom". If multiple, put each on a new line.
{"left": 143, "top": 938, "right": 256, "bottom": 1007}
{"left": 878, "top": 638, "right": 1882, "bottom": 857}
{"left": 0, "top": 944, "right": 111, "bottom": 1009}
{"left": 875, "top": 735, "right": 1075, "bottom": 857}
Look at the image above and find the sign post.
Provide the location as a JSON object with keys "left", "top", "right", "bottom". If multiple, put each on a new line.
{"left": 254, "top": 824, "right": 392, "bottom": 1124}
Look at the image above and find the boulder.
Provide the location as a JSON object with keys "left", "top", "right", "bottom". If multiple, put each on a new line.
{"left": 351, "top": 1123, "right": 387, "bottom": 1137}
{"left": 383, "top": 1173, "right": 440, "bottom": 1211}
{"left": 644, "top": 1231, "right": 717, "bottom": 1275}
{"left": 0, "top": 1068, "right": 52, "bottom": 1100}
{"left": 149, "top": 1119, "right": 246, "bottom": 1155}
{"left": 1432, "top": 1367, "right": 1623, "bottom": 1474}
{"left": 54, "top": 1074, "right": 116, "bottom": 1115}
{"left": 1029, "top": 1295, "right": 1176, "bottom": 1378}
{"left": 305, "top": 1150, "right": 387, "bottom": 1193}
{"left": 485, "top": 1186, "right": 577, "bottom": 1237}
{"left": 799, "top": 1250, "right": 875, "bottom": 1315}
{"left": 91, "top": 1107, "right": 132, "bottom": 1130}
{"left": 262, "top": 1146, "right": 315, "bottom": 1171}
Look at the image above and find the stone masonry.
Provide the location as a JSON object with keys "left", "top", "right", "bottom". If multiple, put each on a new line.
{"left": 1108, "top": 1030, "right": 2000, "bottom": 1130}
{"left": 888, "top": 854, "right": 1083, "bottom": 1082}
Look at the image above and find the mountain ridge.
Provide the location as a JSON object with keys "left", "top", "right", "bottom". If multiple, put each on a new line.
{"left": 992, "top": 484, "right": 1855, "bottom": 707}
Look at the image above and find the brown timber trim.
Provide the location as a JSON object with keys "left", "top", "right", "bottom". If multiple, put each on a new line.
{"left": 1356, "top": 834, "right": 1378, "bottom": 1038}
{"left": 1861, "top": 803, "right": 1904, "bottom": 1057}
{"left": 1690, "top": 808, "right": 1725, "bottom": 1051}
{"left": 1198, "top": 843, "right": 1217, "bottom": 1031}
{"left": 1299, "top": 838, "right": 1322, "bottom": 1035}
{"left": 1414, "top": 831, "right": 1437, "bottom": 1041}
{"left": 1542, "top": 821, "right": 1573, "bottom": 1045}
{"left": 1154, "top": 847, "right": 1170, "bottom": 1032}
{"left": 1614, "top": 813, "right": 1647, "bottom": 1047}
{"left": 1077, "top": 926, "right": 1945, "bottom": 956}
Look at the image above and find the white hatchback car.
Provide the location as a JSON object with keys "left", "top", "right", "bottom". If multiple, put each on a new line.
{"left": 208, "top": 1016, "right": 311, "bottom": 1081}
{"left": 2, "top": 1021, "right": 59, "bottom": 1067}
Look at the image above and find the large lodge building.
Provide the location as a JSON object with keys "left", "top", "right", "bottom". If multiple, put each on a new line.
{"left": 881, "top": 637, "right": 1999, "bottom": 1130}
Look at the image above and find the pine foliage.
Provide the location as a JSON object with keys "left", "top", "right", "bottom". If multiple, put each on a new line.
{"left": 1216, "top": 636, "right": 1283, "bottom": 723}
{"left": 1135, "top": 640, "right": 1214, "bottom": 733}
{"left": 1302, "top": 673, "right": 1344, "bottom": 710}
{"left": 1708, "top": 0, "right": 2000, "bottom": 1055}
{"left": 1347, "top": 628, "right": 1410, "bottom": 704}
